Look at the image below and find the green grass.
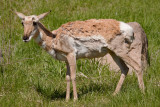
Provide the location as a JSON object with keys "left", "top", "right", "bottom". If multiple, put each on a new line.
{"left": 0, "top": 0, "right": 160, "bottom": 106}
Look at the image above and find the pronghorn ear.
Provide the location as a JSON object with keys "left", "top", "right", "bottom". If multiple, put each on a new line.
{"left": 36, "top": 10, "right": 51, "bottom": 22}
{"left": 15, "top": 11, "right": 25, "bottom": 20}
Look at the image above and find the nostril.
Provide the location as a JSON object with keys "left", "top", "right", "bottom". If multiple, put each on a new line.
{"left": 23, "top": 36, "right": 29, "bottom": 40}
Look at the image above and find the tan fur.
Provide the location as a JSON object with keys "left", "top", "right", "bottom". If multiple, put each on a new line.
{"left": 15, "top": 11, "right": 144, "bottom": 101}
{"left": 23, "top": 21, "right": 35, "bottom": 37}
{"left": 54, "top": 19, "right": 121, "bottom": 42}
{"left": 33, "top": 23, "right": 55, "bottom": 51}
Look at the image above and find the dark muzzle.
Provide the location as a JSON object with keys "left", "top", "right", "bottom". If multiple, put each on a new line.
{"left": 23, "top": 36, "right": 29, "bottom": 41}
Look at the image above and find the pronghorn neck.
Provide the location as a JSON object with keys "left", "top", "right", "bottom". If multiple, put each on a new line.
{"left": 37, "top": 22, "right": 56, "bottom": 38}
{"left": 33, "top": 22, "right": 56, "bottom": 51}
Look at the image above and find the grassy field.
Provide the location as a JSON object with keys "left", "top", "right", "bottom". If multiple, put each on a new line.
{"left": 0, "top": 0, "right": 160, "bottom": 106}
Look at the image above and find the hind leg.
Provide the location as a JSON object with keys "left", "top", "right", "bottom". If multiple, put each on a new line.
{"left": 117, "top": 53, "right": 145, "bottom": 93}
{"left": 110, "top": 52, "right": 129, "bottom": 95}
{"left": 136, "top": 71, "right": 145, "bottom": 93}
{"left": 115, "top": 52, "right": 145, "bottom": 93}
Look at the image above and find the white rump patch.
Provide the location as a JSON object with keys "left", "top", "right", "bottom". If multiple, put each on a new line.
{"left": 120, "top": 22, "right": 134, "bottom": 43}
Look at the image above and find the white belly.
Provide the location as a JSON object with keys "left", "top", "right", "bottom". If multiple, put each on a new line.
{"left": 48, "top": 49, "right": 67, "bottom": 61}
{"left": 47, "top": 35, "right": 108, "bottom": 61}
{"left": 74, "top": 35, "right": 108, "bottom": 59}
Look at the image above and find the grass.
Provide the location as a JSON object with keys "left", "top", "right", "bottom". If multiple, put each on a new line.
{"left": 0, "top": 0, "right": 160, "bottom": 106}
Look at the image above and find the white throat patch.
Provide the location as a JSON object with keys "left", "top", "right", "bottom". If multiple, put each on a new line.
{"left": 35, "top": 32, "right": 43, "bottom": 43}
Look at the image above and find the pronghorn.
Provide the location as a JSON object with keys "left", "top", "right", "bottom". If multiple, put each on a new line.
{"left": 15, "top": 11, "right": 144, "bottom": 101}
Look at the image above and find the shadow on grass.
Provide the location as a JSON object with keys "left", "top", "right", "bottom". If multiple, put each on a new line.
{"left": 34, "top": 84, "right": 66, "bottom": 100}
{"left": 34, "top": 80, "right": 115, "bottom": 100}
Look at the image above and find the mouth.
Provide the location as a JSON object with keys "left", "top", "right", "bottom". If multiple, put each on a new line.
{"left": 23, "top": 39, "right": 29, "bottom": 42}
{"left": 23, "top": 34, "right": 33, "bottom": 42}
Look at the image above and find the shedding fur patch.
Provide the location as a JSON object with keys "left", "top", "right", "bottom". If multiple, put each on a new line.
{"left": 72, "top": 35, "right": 109, "bottom": 59}
{"left": 54, "top": 19, "right": 121, "bottom": 42}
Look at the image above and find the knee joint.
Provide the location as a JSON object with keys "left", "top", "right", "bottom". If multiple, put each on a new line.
{"left": 71, "top": 76, "right": 76, "bottom": 81}
{"left": 66, "top": 75, "right": 71, "bottom": 81}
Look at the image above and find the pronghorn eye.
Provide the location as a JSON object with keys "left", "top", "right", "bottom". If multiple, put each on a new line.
{"left": 33, "top": 22, "right": 37, "bottom": 26}
{"left": 21, "top": 22, "right": 24, "bottom": 26}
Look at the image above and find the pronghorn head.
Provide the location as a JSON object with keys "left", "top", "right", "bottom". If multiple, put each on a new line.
{"left": 15, "top": 11, "right": 51, "bottom": 42}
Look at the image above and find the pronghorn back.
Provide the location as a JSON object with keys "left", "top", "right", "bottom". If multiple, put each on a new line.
{"left": 52, "top": 19, "right": 133, "bottom": 60}
{"left": 54, "top": 19, "right": 121, "bottom": 42}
